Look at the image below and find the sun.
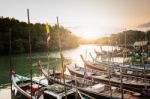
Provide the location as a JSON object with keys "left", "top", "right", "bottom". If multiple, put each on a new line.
{"left": 74, "top": 26, "right": 104, "bottom": 40}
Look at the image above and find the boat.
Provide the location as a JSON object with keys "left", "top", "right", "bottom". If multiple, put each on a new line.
{"left": 37, "top": 63, "right": 141, "bottom": 99}
{"left": 69, "top": 76, "right": 141, "bottom": 99}
{"left": 11, "top": 69, "right": 78, "bottom": 99}
{"left": 85, "top": 59, "right": 150, "bottom": 79}
{"left": 93, "top": 43, "right": 150, "bottom": 72}
{"left": 94, "top": 48, "right": 132, "bottom": 58}
{"left": 88, "top": 53, "right": 150, "bottom": 79}
{"left": 66, "top": 63, "right": 150, "bottom": 93}
{"left": 54, "top": 74, "right": 141, "bottom": 99}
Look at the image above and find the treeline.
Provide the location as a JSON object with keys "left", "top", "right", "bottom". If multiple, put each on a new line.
{"left": 0, "top": 17, "right": 80, "bottom": 55}
{"left": 78, "top": 38, "right": 96, "bottom": 44}
{"left": 96, "top": 30, "right": 150, "bottom": 45}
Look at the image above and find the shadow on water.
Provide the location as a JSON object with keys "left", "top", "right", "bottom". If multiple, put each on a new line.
{"left": 0, "top": 52, "right": 63, "bottom": 89}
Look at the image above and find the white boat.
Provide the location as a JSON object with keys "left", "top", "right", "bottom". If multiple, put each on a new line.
{"left": 11, "top": 69, "right": 76, "bottom": 99}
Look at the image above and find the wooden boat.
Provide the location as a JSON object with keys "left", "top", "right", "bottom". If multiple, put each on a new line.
{"left": 85, "top": 59, "right": 150, "bottom": 78}
{"left": 68, "top": 76, "right": 141, "bottom": 99}
{"left": 57, "top": 75, "right": 141, "bottom": 99}
{"left": 94, "top": 48, "right": 132, "bottom": 58}
{"left": 88, "top": 54, "right": 150, "bottom": 79}
{"left": 11, "top": 69, "right": 77, "bottom": 99}
{"left": 38, "top": 65, "right": 141, "bottom": 99}
{"left": 84, "top": 59, "right": 108, "bottom": 71}
{"left": 66, "top": 63, "right": 150, "bottom": 93}
{"left": 38, "top": 61, "right": 100, "bottom": 99}
{"left": 93, "top": 48, "right": 150, "bottom": 70}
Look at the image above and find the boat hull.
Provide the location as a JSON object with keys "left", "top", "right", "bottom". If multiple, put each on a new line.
{"left": 67, "top": 65, "right": 149, "bottom": 93}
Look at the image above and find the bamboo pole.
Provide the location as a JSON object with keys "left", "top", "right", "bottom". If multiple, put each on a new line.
{"left": 85, "top": 49, "right": 87, "bottom": 60}
{"left": 47, "top": 34, "right": 51, "bottom": 84}
{"left": 75, "top": 74, "right": 78, "bottom": 99}
{"left": 27, "top": 8, "right": 33, "bottom": 99}
{"left": 9, "top": 28, "right": 13, "bottom": 99}
{"left": 120, "top": 67, "right": 123, "bottom": 99}
{"left": 120, "top": 31, "right": 127, "bottom": 99}
{"left": 144, "top": 32, "right": 148, "bottom": 89}
{"left": 124, "top": 32, "right": 127, "bottom": 58}
{"left": 45, "top": 22, "right": 52, "bottom": 84}
{"left": 107, "top": 37, "right": 112, "bottom": 99}
{"left": 56, "top": 16, "right": 61, "bottom": 52}
{"left": 56, "top": 16, "right": 67, "bottom": 99}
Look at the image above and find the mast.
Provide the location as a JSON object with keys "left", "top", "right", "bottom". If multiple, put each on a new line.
{"left": 56, "top": 16, "right": 67, "bottom": 99}
{"left": 120, "top": 67, "right": 123, "bottom": 99}
{"left": 27, "top": 8, "right": 33, "bottom": 98}
{"left": 9, "top": 28, "right": 13, "bottom": 99}
{"left": 75, "top": 74, "right": 78, "bottom": 99}
{"left": 120, "top": 30, "right": 127, "bottom": 99}
{"left": 144, "top": 32, "right": 148, "bottom": 89}
{"left": 107, "top": 36, "right": 112, "bottom": 99}
{"left": 125, "top": 30, "right": 127, "bottom": 58}
{"left": 45, "top": 22, "right": 52, "bottom": 84}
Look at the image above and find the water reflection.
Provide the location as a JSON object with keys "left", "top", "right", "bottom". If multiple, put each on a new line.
{"left": 0, "top": 44, "right": 122, "bottom": 88}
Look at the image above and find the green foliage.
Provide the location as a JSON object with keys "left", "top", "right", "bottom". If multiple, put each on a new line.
{"left": 96, "top": 30, "right": 149, "bottom": 45}
{"left": 0, "top": 17, "right": 80, "bottom": 55}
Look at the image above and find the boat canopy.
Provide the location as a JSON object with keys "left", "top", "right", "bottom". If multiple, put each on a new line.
{"left": 134, "top": 41, "right": 149, "bottom": 46}
{"left": 87, "top": 83, "right": 105, "bottom": 93}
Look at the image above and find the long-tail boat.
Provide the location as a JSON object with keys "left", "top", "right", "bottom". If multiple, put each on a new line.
{"left": 66, "top": 63, "right": 150, "bottom": 93}
{"left": 94, "top": 48, "right": 132, "bottom": 58}
{"left": 37, "top": 63, "right": 141, "bottom": 99}
{"left": 88, "top": 53, "right": 150, "bottom": 79}
{"left": 11, "top": 69, "right": 77, "bottom": 99}
{"left": 55, "top": 74, "right": 141, "bottom": 99}
{"left": 85, "top": 59, "right": 150, "bottom": 79}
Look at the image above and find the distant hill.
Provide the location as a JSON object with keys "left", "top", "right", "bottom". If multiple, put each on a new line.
{"left": 95, "top": 30, "right": 150, "bottom": 45}
{"left": 138, "top": 22, "right": 150, "bottom": 28}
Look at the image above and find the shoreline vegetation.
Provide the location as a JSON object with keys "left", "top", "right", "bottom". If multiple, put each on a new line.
{"left": 95, "top": 30, "right": 150, "bottom": 46}
{"left": 0, "top": 17, "right": 150, "bottom": 55}
{"left": 0, "top": 17, "right": 80, "bottom": 55}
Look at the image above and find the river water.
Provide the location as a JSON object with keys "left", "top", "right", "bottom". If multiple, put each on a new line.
{"left": 0, "top": 44, "right": 149, "bottom": 99}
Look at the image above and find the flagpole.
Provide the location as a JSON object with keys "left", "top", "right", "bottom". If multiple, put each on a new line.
{"left": 46, "top": 23, "right": 52, "bottom": 84}
{"left": 120, "top": 31, "right": 127, "bottom": 99}
{"left": 56, "top": 16, "right": 67, "bottom": 99}
{"left": 27, "top": 8, "right": 33, "bottom": 99}
{"left": 107, "top": 38, "right": 112, "bottom": 99}
{"left": 75, "top": 74, "right": 78, "bottom": 99}
{"left": 9, "top": 28, "right": 13, "bottom": 99}
{"left": 144, "top": 32, "right": 147, "bottom": 89}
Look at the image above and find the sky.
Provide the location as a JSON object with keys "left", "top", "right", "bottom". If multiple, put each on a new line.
{"left": 1, "top": 0, "right": 150, "bottom": 39}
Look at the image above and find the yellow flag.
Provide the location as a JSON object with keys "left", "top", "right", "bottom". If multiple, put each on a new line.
{"left": 45, "top": 23, "right": 50, "bottom": 33}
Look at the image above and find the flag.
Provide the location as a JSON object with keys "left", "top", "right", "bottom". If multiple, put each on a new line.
{"left": 47, "top": 34, "right": 51, "bottom": 44}
{"left": 45, "top": 23, "right": 51, "bottom": 44}
{"left": 38, "top": 61, "right": 43, "bottom": 69}
{"left": 45, "top": 23, "right": 50, "bottom": 33}
{"left": 10, "top": 67, "right": 16, "bottom": 78}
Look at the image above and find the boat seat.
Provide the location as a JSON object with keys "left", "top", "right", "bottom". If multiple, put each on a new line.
{"left": 127, "top": 71, "right": 133, "bottom": 74}
{"left": 18, "top": 82, "right": 31, "bottom": 87}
